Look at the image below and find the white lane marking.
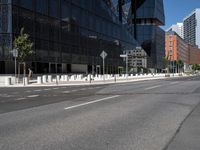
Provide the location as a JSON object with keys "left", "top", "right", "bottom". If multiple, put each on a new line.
{"left": 62, "top": 91, "right": 70, "bottom": 93}
{"left": 71, "top": 90, "right": 78, "bottom": 92}
{"left": 145, "top": 85, "right": 162, "bottom": 90}
{"left": 25, "top": 90, "right": 31, "bottom": 93}
{"left": 27, "top": 95, "right": 39, "bottom": 98}
{"left": 34, "top": 89, "right": 42, "bottom": 92}
{"left": 16, "top": 98, "right": 26, "bottom": 101}
{"left": 53, "top": 88, "right": 59, "bottom": 90}
{"left": 64, "top": 95, "right": 120, "bottom": 110}
{"left": 43, "top": 88, "right": 50, "bottom": 91}
{"left": 0, "top": 94, "right": 13, "bottom": 97}
{"left": 80, "top": 88, "right": 86, "bottom": 90}
{"left": 170, "top": 81, "right": 179, "bottom": 85}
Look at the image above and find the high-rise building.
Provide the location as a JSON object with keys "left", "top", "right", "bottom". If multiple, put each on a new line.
{"left": 0, "top": 0, "right": 165, "bottom": 74}
{"left": 127, "top": 0, "right": 165, "bottom": 72}
{"left": 183, "top": 8, "right": 200, "bottom": 48}
{"left": 166, "top": 23, "right": 184, "bottom": 38}
{"left": 0, "top": 0, "right": 137, "bottom": 74}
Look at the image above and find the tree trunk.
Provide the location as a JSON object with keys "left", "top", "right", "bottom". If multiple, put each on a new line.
{"left": 18, "top": 63, "right": 20, "bottom": 83}
{"left": 23, "top": 62, "right": 26, "bottom": 77}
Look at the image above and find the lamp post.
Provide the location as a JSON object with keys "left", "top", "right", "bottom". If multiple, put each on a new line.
{"left": 100, "top": 51, "right": 107, "bottom": 81}
{"left": 120, "top": 53, "right": 128, "bottom": 79}
{"left": 12, "top": 48, "right": 18, "bottom": 83}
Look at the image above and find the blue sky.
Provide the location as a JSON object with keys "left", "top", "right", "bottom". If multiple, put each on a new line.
{"left": 162, "top": 0, "right": 200, "bottom": 30}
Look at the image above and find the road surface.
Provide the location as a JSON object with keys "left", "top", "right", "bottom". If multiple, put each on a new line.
{"left": 0, "top": 76, "right": 200, "bottom": 150}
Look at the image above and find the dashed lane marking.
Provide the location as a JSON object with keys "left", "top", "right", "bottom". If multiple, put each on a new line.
{"left": 71, "top": 90, "right": 78, "bottom": 92}
{"left": 145, "top": 85, "right": 162, "bottom": 90}
{"left": 64, "top": 95, "right": 120, "bottom": 110}
{"left": 43, "top": 88, "right": 51, "bottom": 91}
{"left": 34, "top": 89, "right": 42, "bottom": 92}
{"left": 16, "top": 98, "right": 26, "bottom": 101}
{"left": 170, "top": 81, "right": 179, "bottom": 85}
{"left": 62, "top": 91, "right": 70, "bottom": 93}
{"left": 27, "top": 95, "right": 39, "bottom": 98}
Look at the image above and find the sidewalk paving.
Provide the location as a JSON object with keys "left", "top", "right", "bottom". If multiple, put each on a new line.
{"left": 166, "top": 101, "right": 200, "bottom": 150}
{"left": 0, "top": 75, "right": 179, "bottom": 88}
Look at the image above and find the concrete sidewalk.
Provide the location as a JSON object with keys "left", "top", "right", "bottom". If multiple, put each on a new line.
{"left": 0, "top": 73, "right": 193, "bottom": 88}
{"left": 166, "top": 101, "right": 200, "bottom": 150}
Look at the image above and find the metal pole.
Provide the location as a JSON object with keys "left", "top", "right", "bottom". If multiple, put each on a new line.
{"left": 173, "top": 60, "right": 174, "bottom": 76}
{"left": 15, "top": 56, "right": 17, "bottom": 84}
{"left": 126, "top": 54, "right": 128, "bottom": 79}
{"left": 103, "top": 57, "right": 105, "bottom": 81}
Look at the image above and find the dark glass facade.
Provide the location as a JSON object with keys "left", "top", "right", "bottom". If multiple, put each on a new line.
{"left": 127, "top": 0, "right": 165, "bottom": 70}
{"left": 0, "top": 0, "right": 137, "bottom": 74}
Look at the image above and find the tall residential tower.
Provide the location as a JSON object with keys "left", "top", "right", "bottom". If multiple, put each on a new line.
{"left": 166, "top": 23, "right": 184, "bottom": 38}
{"left": 183, "top": 9, "right": 200, "bottom": 48}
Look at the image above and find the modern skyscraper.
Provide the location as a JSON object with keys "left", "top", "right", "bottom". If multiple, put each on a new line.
{"left": 0, "top": 0, "right": 137, "bottom": 74}
{"left": 166, "top": 23, "right": 184, "bottom": 38}
{"left": 183, "top": 8, "right": 200, "bottom": 48}
{"left": 0, "top": 0, "right": 165, "bottom": 74}
{"left": 127, "top": 0, "right": 165, "bottom": 71}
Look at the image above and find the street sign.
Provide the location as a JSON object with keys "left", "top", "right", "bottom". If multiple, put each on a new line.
{"left": 100, "top": 51, "right": 107, "bottom": 59}
{"left": 12, "top": 49, "right": 18, "bottom": 58}
{"left": 136, "top": 46, "right": 142, "bottom": 50}
{"left": 120, "top": 54, "right": 128, "bottom": 58}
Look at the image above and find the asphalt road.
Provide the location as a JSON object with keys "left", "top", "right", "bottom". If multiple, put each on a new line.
{"left": 0, "top": 76, "right": 200, "bottom": 150}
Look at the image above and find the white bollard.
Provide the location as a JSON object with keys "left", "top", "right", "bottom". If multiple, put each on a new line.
{"left": 5, "top": 77, "right": 11, "bottom": 86}
{"left": 23, "top": 77, "right": 29, "bottom": 85}
{"left": 64, "top": 75, "right": 69, "bottom": 81}
{"left": 37, "top": 76, "right": 42, "bottom": 84}
{"left": 42, "top": 75, "right": 47, "bottom": 83}
{"left": 48, "top": 75, "right": 52, "bottom": 83}
{"left": 60, "top": 75, "right": 65, "bottom": 81}
{"left": 56, "top": 75, "right": 60, "bottom": 81}
{"left": 70, "top": 75, "right": 75, "bottom": 81}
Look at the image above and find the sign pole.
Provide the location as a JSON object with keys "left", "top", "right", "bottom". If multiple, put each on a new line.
{"left": 100, "top": 51, "right": 107, "bottom": 81}
{"left": 12, "top": 49, "right": 18, "bottom": 84}
{"left": 15, "top": 56, "right": 17, "bottom": 83}
{"left": 126, "top": 54, "right": 128, "bottom": 79}
{"left": 103, "top": 57, "right": 105, "bottom": 81}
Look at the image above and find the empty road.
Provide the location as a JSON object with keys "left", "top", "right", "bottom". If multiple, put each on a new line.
{"left": 0, "top": 76, "right": 200, "bottom": 150}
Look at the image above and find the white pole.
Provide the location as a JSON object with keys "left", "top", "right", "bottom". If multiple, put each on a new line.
{"left": 126, "top": 54, "right": 128, "bottom": 79}
{"left": 103, "top": 57, "right": 105, "bottom": 81}
{"left": 15, "top": 56, "right": 17, "bottom": 84}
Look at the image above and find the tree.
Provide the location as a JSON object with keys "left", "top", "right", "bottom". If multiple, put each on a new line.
{"left": 177, "top": 60, "right": 184, "bottom": 73}
{"left": 192, "top": 64, "right": 200, "bottom": 71}
{"left": 13, "top": 28, "right": 33, "bottom": 78}
{"left": 162, "top": 57, "right": 169, "bottom": 73}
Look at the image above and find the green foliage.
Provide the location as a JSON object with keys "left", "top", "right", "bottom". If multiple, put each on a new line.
{"left": 13, "top": 28, "right": 33, "bottom": 62}
{"left": 192, "top": 64, "right": 200, "bottom": 71}
{"left": 162, "top": 57, "right": 168, "bottom": 68}
{"left": 177, "top": 60, "right": 184, "bottom": 68}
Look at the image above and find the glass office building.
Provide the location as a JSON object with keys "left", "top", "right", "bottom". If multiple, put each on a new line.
{"left": 0, "top": 0, "right": 137, "bottom": 74}
{"left": 127, "top": 0, "right": 165, "bottom": 71}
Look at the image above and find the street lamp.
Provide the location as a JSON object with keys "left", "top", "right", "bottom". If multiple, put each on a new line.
{"left": 120, "top": 53, "right": 128, "bottom": 79}
{"left": 11, "top": 48, "right": 18, "bottom": 83}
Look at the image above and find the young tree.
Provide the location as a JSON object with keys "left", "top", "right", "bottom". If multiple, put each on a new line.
{"left": 177, "top": 60, "right": 184, "bottom": 73}
{"left": 13, "top": 28, "right": 33, "bottom": 78}
{"left": 162, "top": 57, "right": 169, "bottom": 73}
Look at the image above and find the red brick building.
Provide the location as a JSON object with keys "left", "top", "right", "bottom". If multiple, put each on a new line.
{"left": 188, "top": 45, "right": 200, "bottom": 64}
{"left": 166, "top": 31, "right": 200, "bottom": 65}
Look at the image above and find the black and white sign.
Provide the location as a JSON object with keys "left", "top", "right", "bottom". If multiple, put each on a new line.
{"left": 100, "top": 51, "right": 107, "bottom": 59}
